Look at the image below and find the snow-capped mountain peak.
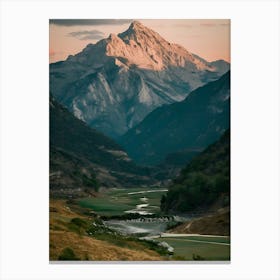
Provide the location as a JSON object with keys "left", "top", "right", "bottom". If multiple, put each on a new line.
{"left": 66, "top": 21, "right": 223, "bottom": 72}
{"left": 50, "top": 21, "right": 230, "bottom": 138}
{"left": 106, "top": 21, "right": 212, "bottom": 71}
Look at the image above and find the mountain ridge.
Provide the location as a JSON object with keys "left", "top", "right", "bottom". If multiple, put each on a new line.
{"left": 50, "top": 96, "right": 155, "bottom": 197}
{"left": 120, "top": 71, "right": 230, "bottom": 165}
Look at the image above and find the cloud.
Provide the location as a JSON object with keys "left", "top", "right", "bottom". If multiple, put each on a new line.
{"left": 68, "top": 30, "right": 105, "bottom": 40}
{"left": 200, "top": 23, "right": 216, "bottom": 27}
{"left": 151, "top": 23, "right": 193, "bottom": 29}
{"left": 50, "top": 19, "right": 132, "bottom": 26}
{"left": 219, "top": 23, "right": 230, "bottom": 27}
{"left": 200, "top": 21, "right": 230, "bottom": 28}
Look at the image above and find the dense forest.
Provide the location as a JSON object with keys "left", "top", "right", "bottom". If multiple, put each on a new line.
{"left": 161, "top": 129, "right": 230, "bottom": 213}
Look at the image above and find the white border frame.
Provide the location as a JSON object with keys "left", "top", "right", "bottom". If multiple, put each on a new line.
{"left": 1, "top": 0, "right": 279, "bottom": 279}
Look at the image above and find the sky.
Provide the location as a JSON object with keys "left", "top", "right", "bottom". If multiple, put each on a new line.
{"left": 49, "top": 19, "right": 230, "bottom": 63}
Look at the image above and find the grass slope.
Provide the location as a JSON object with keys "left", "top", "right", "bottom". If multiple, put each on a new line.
{"left": 169, "top": 207, "right": 230, "bottom": 236}
{"left": 158, "top": 236, "right": 230, "bottom": 260}
{"left": 49, "top": 199, "right": 166, "bottom": 261}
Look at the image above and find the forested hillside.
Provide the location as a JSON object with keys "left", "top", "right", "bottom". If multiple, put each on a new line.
{"left": 161, "top": 129, "right": 230, "bottom": 213}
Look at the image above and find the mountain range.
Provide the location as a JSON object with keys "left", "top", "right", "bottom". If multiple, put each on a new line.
{"left": 120, "top": 71, "right": 230, "bottom": 165}
{"left": 50, "top": 21, "right": 229, "bottom": 139}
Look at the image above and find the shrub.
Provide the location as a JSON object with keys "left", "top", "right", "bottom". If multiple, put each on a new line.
{"left": 192, "top": 253, "right": 205, "bottom": 260}
{"left": 58, "top": 247, "right": 80, "bottom": 260}
{"left": 70, "top": 217, "right": 87, "bottom": 227}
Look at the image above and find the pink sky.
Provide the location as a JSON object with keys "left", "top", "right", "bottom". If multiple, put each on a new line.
{"left": 49, "top": 19, "right": 230, "bottom": 63}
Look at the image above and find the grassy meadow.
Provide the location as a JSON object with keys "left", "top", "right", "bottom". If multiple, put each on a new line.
{"left": 78, "top": 187, "right": 167, "bottom": 216}
{"left": 158, "top": 236, "right": 230, "bottom": 260}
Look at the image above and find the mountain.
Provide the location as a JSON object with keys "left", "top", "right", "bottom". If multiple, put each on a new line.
{"left": 161, "top": 129, "right": 230, "bottom": 213}
{"left": 50, "top": 96, "right": 154, "bottom": 197}
{"left": 50, "top": 21, "right": 229, "bottom": 139}
{"left": 120, "top": 71, "right": 230, "bottom": 165}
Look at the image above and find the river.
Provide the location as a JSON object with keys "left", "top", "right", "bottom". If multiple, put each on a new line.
{"left": 103, "top": 189, "right": 189, "bottom": 236}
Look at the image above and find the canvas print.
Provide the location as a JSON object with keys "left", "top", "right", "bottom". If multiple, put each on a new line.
{"left": 49, "top": 19, "right": 230, "bottom": 261}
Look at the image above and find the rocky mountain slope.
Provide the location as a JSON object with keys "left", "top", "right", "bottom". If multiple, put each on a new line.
{"left": 121, "top": 71, "right": 230, "bottom": 165}
{"left": 50, "top": 21, "right": 229, "bottom": 138}
{"left": 50, "top": 96, "right": 154, "bottom": 197}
